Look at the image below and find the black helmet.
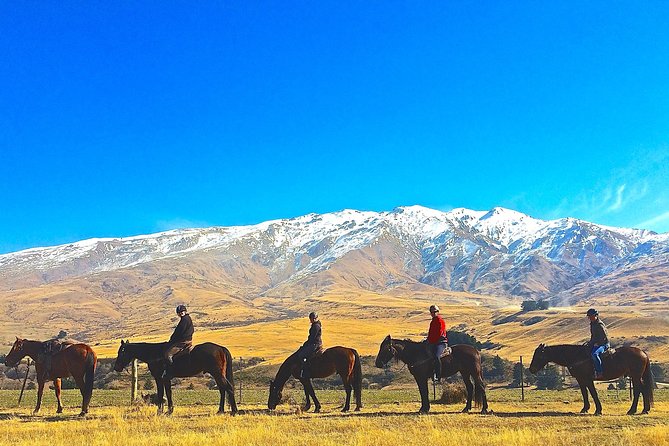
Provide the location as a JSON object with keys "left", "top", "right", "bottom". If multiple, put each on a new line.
{"left": 176, "top": 304, "right": 187, "bottom": 314}
{"left": 308, "top": 312, "right": 318, "bottom": 320}
{"left": 429, "top": 304, "right": 440, "bottom": 313}
{"left": 586, "top": 308, "right": 598, "bottom": 316}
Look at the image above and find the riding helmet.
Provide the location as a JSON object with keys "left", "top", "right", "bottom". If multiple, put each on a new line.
{"left": 309, "top": 311, "right": 318, "bottom": 320}
{"left": 429, "top": 304, "right": 440, "bottom": 313}
{"left": 176, "top": 304, "right": 188, "bottom": 314}
{"left": 586, "top": 308, "right": 598, "bottom": 316}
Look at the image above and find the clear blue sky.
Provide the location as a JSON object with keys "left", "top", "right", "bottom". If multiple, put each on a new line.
{"left": 2, "top": 2, "right": 669, "bottom": 254}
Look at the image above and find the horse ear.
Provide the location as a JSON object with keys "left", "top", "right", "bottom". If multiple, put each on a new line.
{"left": 384, "top": 334, "right": 391, "bottom": 341}
{"left": 120, "top": 340, "right": 124, "bottom": 345}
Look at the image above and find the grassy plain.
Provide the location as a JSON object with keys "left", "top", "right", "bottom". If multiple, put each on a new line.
{"left": 0, "top": 389, "right": 668, "bottom": 446}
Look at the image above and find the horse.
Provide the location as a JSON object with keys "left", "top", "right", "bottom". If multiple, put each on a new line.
{"left": 375, "top": 335, "right": 489, "bottom": 414}
{"left": 4, "top": 337, "right": 97, "bottom": 416}
{"left": 113, "top": 340, "right": 237, "bottom": 415}
{"left": 529, "top": 343, "right": 655, "bottom": 415}
{"left": 268, "top": 346, "right": 363, "bottom": 413}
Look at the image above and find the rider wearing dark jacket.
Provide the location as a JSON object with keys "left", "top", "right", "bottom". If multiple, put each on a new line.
{"left": 587, "top": 308, "right": 609, "bottom": 379}
{"left": 297, "top": 312, "right": 322, "bottom": 378}
{"left": 162, "top": 304, "right": 194, "bottom": 378}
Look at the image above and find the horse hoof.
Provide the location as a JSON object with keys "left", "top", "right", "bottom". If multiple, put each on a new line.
{"left": 480, "top": 409, "right": 489, "bottom": 415}
{"left": 314, "top": 407, "right": 321, "bottom": 413}
{"left": 78, "top": 411, "right": 87, "bottom": 418}
{"left": 641, "top": 410, "right": 649, "bottom": 415}
{"left": 354, "top": 407, "right": 361, "bottom": 412}
{"left": 461, "top": 408, "right": 470, "bottom": 413}
{"left": 594, "top": 411, "right": 602, "bottom": 416}
{"left": 627, "top": 410, "right": 636, "bottom": 416}
{"left": 580, "top": 409, "right": 589, "bottom": 414}
{"left": 56, "top": 408, "right": 63, "bottom": 414}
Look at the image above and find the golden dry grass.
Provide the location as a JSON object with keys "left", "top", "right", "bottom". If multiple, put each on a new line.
{"left": 1, "top": 401, "right": 668, "bottom": 446}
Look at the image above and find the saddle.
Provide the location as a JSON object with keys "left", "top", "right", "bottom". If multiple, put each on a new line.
{"left": 42, "top": 339, "right": 74, "bottom": 356}
{"left": 439, "top": 346, "right": 453, "bottom": 358}
{"left": 172, "top": 344, "right": 194, "bottom": 360}
{"left": 601, "top": 347, "right": 616, "bottom": 358}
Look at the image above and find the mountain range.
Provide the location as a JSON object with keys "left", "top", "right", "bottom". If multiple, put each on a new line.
{"left": 1, "top": 205, "right": 668, "bottom": 350}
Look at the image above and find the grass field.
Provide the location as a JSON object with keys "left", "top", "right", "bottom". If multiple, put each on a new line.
{"left": 1, "top": 389, "right": 667, "bottom": 446}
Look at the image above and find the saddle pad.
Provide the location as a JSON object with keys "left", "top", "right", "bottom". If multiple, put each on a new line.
{"left": 440, "top": 346, "right": 452, "bottom": 358}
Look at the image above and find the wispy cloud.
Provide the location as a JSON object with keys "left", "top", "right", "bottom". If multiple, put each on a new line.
{"left": 155, "top": 218, "right": 212, "bottom": 232}
{"left": 636, "top": 210, "right": 669, "bottom": 231}
{"left": 607, "top": 184, "right": 626, "bottom": 212}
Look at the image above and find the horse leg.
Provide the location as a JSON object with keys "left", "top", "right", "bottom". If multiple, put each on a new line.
{"left": 156, "top": 377, "right": 165, "bottom": 415}
{"left": 417, "top": 377, "right": 430, "bottom": 414}
{"left": 305, "top": 380, "right": 321, "bottom": 413}
{"left": 299, "top": 379, "right": 311, "bottom": 411}
{"left": 578, "top": 381, "right": 590, "bottom": 413}
{"left": 34, "top": 379, "right": 45, "bottom": 415}
{"left": 164, "top": 379, "right": 174, "bottom": 415}
{"left": 341, "top": 374, "right": 352, "bottom": 412}
{"left": 54, "top": 378, "right": 64, "bottom": 413}
{"left": 72, "top": 374, "right": 89, "bottom": 416}
{"left": 225, "top": 379, "right": 238, "bottom": 415}
{"left": 461, "top": 373, "right": 473, "bottom": 413}
{"left": 628, "top": 377, "right": 641, "bottom": 415}
{"left": 587, "top": 381, "right": 602, "bottom": 416}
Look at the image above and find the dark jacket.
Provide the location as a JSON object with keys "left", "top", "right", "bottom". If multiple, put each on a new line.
{"left": 589, "top": 319, "right": 609, "bottom": 346}
{"left": 303, "top": 320, "right": 322, "bottom": 349}
{"left": 169, "top": 314, "right": 194, "bottom": 344}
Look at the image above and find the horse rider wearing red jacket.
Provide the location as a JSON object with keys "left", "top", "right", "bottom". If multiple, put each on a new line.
{"left": 427, "top": 304, "right": 448, "bottom": 382}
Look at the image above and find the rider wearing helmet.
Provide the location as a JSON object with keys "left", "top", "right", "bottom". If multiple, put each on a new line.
{"left": 297, "top": 312, "right": 322, "bottom": 379}
{"left": 162, "top": 304, "right": 194, "bottom": 379}
{"left": 586, "top": 308, "right": 609, "bottom": 380}
{"left": 427, "top": 304, "right": 448, "bottom": 382}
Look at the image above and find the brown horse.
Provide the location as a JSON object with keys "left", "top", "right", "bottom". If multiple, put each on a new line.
{"left": 529, "top": 343, "right": 655, "bottom": 415}
{"left": 375, "top": 335, "right": 489, "bottom": 414}
{"left": 4, "top": 338, "right": 97, "bottom": 416}
{"left": 113, "top": 340, "right": 237, "bottom": 415}
{"left": 268, "top": 346, "right": 363, "bottom": 412}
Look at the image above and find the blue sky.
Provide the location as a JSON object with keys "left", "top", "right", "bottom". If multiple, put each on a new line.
{"left": 1, "top": 2, "right": 669, "bottom": 254}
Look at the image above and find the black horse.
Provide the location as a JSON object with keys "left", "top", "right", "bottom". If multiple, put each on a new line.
{"left": 268, "top": 346, "right": 363, "bottom": 413}
{"left": 375, "top": 335, "right": 489, "bottom": 414}
{"left": 529, "top": 343, "right": 654, "bottom": 415}
{"left": 113, "top": 340, "right": 237, "bottom": 415}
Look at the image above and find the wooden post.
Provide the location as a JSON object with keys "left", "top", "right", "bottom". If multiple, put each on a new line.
{"left": 520, "top": 356, "right": 525, "bottom": 402}
{"left": 18, "top": 358, "right": 31, "bottom": 406}
{"left": 131, "top": 359, "right": 138, "bottom": 403}
{"left": 238, "top": 357, "right": 243, "bottom": 404}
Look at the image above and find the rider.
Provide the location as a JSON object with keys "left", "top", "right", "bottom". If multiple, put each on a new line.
{"left": 297, "top": 312, "right": 322, "bottom": 378}
{"left": 162, "top": 304, "right": 194, "bottom": 379}
{"left": 587, "top": 308, "right": 609, "bottom": 380}
{"left": 427, "top": 304, "right": 448, "bottom": 382}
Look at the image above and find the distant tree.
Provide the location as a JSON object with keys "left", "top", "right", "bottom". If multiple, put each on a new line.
{"left": 511, "top": 361, "right": 536, "bottom": 387}
{"left": 536, "top": 365, "right": 562, "bottom": 390}
{"left": 536, "top": 300, "right": 550, "bottom": 310}
{"left": 481, "top": 354, "right": 513, "bottom": 382}
{"left": 56, "top": 330, "right": 68, "bottom": 339}
{"left": 650, "top": 363, "right": 666, "bottom": 383}
{"left": 521, "top": 301, "right": 538, "bottom": 312}
{"left": 143, "top": 379, "right": 154, "bottom": 390}
{"left": 448, "top": 331, "right": 482, "bottom": 348}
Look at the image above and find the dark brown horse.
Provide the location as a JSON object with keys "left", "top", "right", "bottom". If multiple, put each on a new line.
{"left": 268, "top": 346, "right": 363, "bottom": 412}
{"left": 375, "top": 335, "right": 489, "bottom": 414}
{"left": 529, "top": 343, "right": 655, "bottom": 415}
{"left": 113, "top": 340, "right": 237, "bottom": 415}
{"left": 4, "top": 338, "right": 97, "bottom": 416}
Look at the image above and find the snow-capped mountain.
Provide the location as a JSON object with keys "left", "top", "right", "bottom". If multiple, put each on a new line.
{"left": 1, "top": 205, "right": 667, "bottom": 300}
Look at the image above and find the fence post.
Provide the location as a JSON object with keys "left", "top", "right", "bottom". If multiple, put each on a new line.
{"left": 131, "top": 359, "right": 138, "bottom": 403}
{"left": 520, "top": 356, "right": 525, "bottom": 402}
{"left": 238, "top": 357, "right": 243, "bottom": 404}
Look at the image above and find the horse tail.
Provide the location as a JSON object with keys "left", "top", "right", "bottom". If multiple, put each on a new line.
{"left": 473, "top": 350, "right": 485, "bottom": 407}
{"left": 83, "top": 349, "right": 96, "bottom": 399}
{"left": 641, "top": 354, "right": 655, "bottom": 408}
{"left": 352, "top": 349, "right": 363, "bottom": 408}
{"left": 224, "top": 347, "right": 234, "bottom": 389}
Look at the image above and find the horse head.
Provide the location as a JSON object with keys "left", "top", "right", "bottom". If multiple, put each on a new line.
{"left": 267, "top": 379, "right": 282, "bottom": 410}
{"left": 528, "top": 343, "right": 547, "bottom": 374}
{"left": 4, "top": 337, "right": 26, "bottom": 367}
{"left": 113, "top": 339, "right": 133, "bottom": 372}
{"left": 375, "top": 335, "right": 395, "bottom": 368}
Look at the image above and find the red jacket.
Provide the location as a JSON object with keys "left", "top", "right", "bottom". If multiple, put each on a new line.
{"left": 427, "top": 315, "right": 447, "bottom": 344}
